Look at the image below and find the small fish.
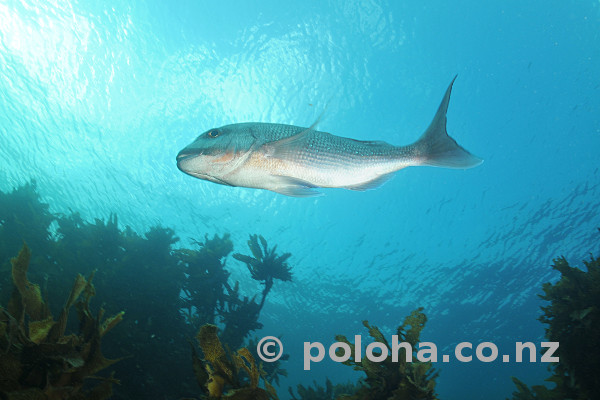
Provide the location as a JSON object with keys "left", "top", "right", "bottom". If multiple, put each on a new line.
{"left": 177, "top": 77, "right": 482, "bottom": 197}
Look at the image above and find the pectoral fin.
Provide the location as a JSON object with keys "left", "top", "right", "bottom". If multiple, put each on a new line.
{"left": 270, "top": 176, "right": 323, "bottom": 197}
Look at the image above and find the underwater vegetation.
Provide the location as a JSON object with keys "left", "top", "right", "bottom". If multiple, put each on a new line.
{"left": 5, "top": 181, "right": 598, "bottom": 400}
{"left": 189, "top": 308, "right": 439, "bottom": 400}
{"left": 287, "top": 309, "right": 438, "bottom": 400}
{"left": 288, "top": 379, "right": 357, "bottom": 400}
{"left": 245, "top": 336, "right": 289, "bottom": 388}
{"left": 0, "top": 182, "right": 292, "bottom": 399}
{"left": 0, "top": 182, "right": 54, "bottom": 261}
{"left": 227, "top": 234, "right": 293, "bottom": 349}
{"left": 47, "top": 210, "right": 191, "bottom": 399}
{"left": 0, "top": 182, "right": 54, "bottom": 304}
{"left": 190, "top": 324, "right": 278, "bottom": 399}
{"left": 233, "top": 234, "right": 293, "bottom": 312}
{"left": 0, "top": 244, "right": 122, "bottom": 399}
{"left": 0, "top": 182, "right": 440, "bottom": 400}
{"left": 333, "top": 308, "right": 439, "bottom": 400}
{"left": 179, "top": 233, "right": 290, "bottom": 384}
{"left": 509, "top": 232, "right": 600, "bottom": 400}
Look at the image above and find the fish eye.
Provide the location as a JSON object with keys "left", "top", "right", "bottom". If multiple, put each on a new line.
{"left": 207, "top": 129, "right": 220, "bottom": 138}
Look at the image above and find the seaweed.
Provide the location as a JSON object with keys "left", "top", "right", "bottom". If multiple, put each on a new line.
{"left": 215, "top": 234, "right": 293, "bottom": 350}
{"left": 0, "top": 184, "right": 293, "bottom": 398}
{"left": 508, "top": 376, "right": 566, "bottom": 400}
{"left": 247, "top": 337, "right": 289, "bottom": 388}
{"left": 191, "top": 324, "right": 278, "bottom": 399}
{"left": 509, "top": 233, "right": 600, "bottom": 400}
{"left": 178, "top": 234, "right": 233, "bottom": 327}
{"left": 289, "top": 379, "right": 358, "bottom": 400}
{"left": 218, "top": 284, "right": 264, "bottom": 350}
{"left": 178, "top": 233, "right": 292, "bottom": 385}
{"left": 0, "top": 181, "right": 54, "bottom": 307}
{"left": 0, "top": 244, "right": 122, "bottom": 399}
{"left": 0, "top": 181, "right": 53, "bottom": 256}
{"left": 333, "top": 308, "right": 439, "bottom": 400}
{"left": 51, "top": 211, "right": 192, "bottom": 399}
{"left": 233, "top": 234, "right": 292, "bottom": 311}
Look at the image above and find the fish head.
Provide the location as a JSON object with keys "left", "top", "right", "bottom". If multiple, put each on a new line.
{"left": 176, "top": 124, "right": 258, "bottom": 186}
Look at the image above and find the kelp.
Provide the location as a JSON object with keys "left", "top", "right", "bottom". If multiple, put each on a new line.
{"left": 182, "top": 234, "right": 294, "bottom": 352}
{"left": 218, "top": 286, "right": 263, "bottom": 351}
{"left": 509, "top": 376, "right": 567, "bottom": 400}
{"left": 234, "top": 235, "right": 292, "bottom": 282}
{"left": 179, "top": 234, "right": 263, "bottom": 351}
{"left": 52, "top": 209, "right": 191, "bottom": 399}
{"left": 0, "top": 244, "right": 123, "bottom": 399}
{"left": 9, "top": 244, "right": 50, "bottom": 323}
{"left": 509, "top": 234, "right": 600, "bottom": 400}
{"left": 0, "top": 181, "right": 53, "bottom": 254}
{"left": 334, "top": 308, "right": 439, "bottom": 400}
{"left": 289, "top": 379, "right": 358, "bottom": 400}
{"left": 191, "top": 324, "right": 278, "bottom": 400}
{"left": 246, "top": 337, "right": 288, "bottom": 388}
{"left": 0, "top": 181, "right": 54, "bottom": 308}
{"left": 0, "top": 184, "right": 292, "bottom": 398}
{"left": 179, "top": 234, "right": 234, "bottom": 327}
{"left": 233, "top": 234, "right": 292, "bottom": 311}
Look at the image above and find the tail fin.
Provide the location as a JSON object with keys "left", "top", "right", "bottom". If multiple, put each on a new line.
{"left": 413, "top": 76, "right": 482, "bottom": 169}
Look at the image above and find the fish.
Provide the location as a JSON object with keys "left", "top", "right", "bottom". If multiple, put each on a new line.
{"left": 176, "top": 77, "right": 482, "bottom": 197}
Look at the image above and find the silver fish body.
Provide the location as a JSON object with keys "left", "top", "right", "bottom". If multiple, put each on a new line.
{"left": 177, "top": 77, "right": 482, "bottom": 197}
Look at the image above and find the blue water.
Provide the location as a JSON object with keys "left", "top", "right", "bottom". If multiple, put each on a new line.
{"left": 1, "top": 0, "right": 599, "bottom": 399}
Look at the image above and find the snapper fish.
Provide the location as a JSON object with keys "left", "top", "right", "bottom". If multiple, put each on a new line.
{"left": 176, "top": 77, "right": 482, "bottom": 197}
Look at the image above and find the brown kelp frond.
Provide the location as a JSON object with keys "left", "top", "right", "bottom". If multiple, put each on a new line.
{"left": 47, "top": 272, "right": 89, "bottom": 342}
{"left": 9, "top": 244, "right": 50, "bottom": 322}
{"left": 246, "top": 337, "right": 289, "bottom": 388}
{"left": 398, "top": 308, "right": 427, "bottom": 347}
{"left": 193, "top": 323, "right": 278, "bottom": 399}
{"left": 509, "top": 376, "right": 564, "bottom": 400}
{"left": 232, "top": 348, "right": 260, "bottom": 388}
{"left": 100, "top": 310, "right": 125, "bottom": 337}
{"left": 0, "top": 245, "right": 123, "bottom": 400}
{"left": 196, "top": 324, "right": 231, "bottom": 383}
{"left": 509, "top": 239, "right": 600, "bottom": 400}
{"left": 27, "top": 316, "right": 55, "bottom": 344}
{"left": 334, "top": 308, "right": 439, "bottom": 400}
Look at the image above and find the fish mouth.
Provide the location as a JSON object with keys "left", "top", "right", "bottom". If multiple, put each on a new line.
{"left": 176, "top": 148, "right": 202, "bottom": 162}
{"left": 180, "top": 168, "right": 233, "bottom": 187}
{"left": 176, "top": 151, "right": 196, "bottom": 174}
{"left": 176, "top": 148, "right": 203, "bottom": 172}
